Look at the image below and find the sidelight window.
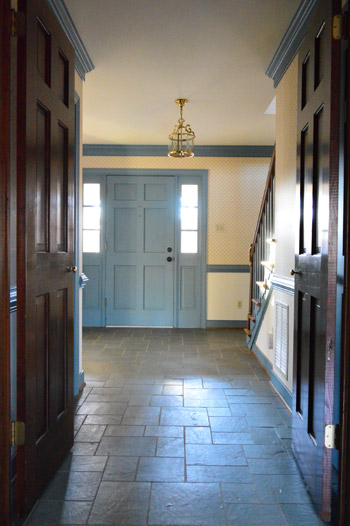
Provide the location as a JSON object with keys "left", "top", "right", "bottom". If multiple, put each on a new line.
{"left": 180, "top": 184, "right": 198, "bottom": 253}
{"left": 83, "top": 183, "right": 101, "bottom": 252}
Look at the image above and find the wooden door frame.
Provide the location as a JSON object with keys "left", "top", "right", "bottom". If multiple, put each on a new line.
{"left": 0, "top": 1, "right": 11, "bottom": 525}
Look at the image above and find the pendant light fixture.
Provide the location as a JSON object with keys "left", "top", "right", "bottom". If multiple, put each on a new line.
{"left": 168, "top": 99, "right": 195, "bottom": 158}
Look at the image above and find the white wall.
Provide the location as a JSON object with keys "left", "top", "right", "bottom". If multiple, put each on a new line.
{"left": 207, "top": 273, "right": 249, "bottom": 321}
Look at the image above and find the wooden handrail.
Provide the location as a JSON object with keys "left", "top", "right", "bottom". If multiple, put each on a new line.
{"left": 247, "top": 147, "right": 275, "bottom": 320}
{"left": 251, "top": 147, "right": 276, "bottom": 252}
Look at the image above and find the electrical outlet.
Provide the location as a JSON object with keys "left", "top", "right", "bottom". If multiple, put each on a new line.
{"left": 237, "top": 300, "right": 242, "bottom": 308}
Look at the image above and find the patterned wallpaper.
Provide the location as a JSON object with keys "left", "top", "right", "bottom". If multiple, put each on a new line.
{"left": 82, "top": 155, "right": 270, "bottom": 264}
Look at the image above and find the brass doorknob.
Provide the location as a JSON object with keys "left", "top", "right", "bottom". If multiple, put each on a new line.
{"left": 290, "top": 269, "right": 301, "bottom": 276}
{"left": 67, "top": 266, "right": 78, "bottom": 273}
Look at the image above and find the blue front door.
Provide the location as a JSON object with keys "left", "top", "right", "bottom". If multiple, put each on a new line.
{"left": 105, "top": 176, "right": 175, "bottom": 326}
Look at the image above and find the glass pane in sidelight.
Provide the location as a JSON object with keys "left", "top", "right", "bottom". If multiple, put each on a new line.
{"left": 181, "top": 231, "right": 198, "bottom": 253}
{"left": 181, "top": 207, "right": 198, "bottom": 230}
{"left": 83, "top": 206, "right": 100, "bottom": 230}
{"left": 83, "top": 183, "right": 100, "bottom": 206}
{"left": 83, "top": 230, "right": 100, "bottom": 253}
{"left": 181, "top": 185, "right": 198, "bottom": 207}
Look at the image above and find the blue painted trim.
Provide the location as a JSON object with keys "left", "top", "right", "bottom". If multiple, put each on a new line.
{"left": 83, "top": 144, "right": 274, "bottom": 158}
{"left": 271, "top": 274, "right": 295, "bottom": 295}
{"left": 79, "top": 370, "right": 85, "bottom": 388}
{"left": 10, "top": 286, "right": 17, "bottom": 313}
{"left": 73, "top": 94, "right": 83, "bottom": 395}
{"left": 207, "top": 265, "right": 250, "bottom": 273}
{"left": 252, "top": 343, "right": 292, "bottom": 409}
{"left": 266, "top": 0, "right": 318, "bottom": 87}
{"left": 46, "top": 0, "right": 94, "bottom": 80}
{"left": 206, "top": 320, "right": 246, "bottom": 328}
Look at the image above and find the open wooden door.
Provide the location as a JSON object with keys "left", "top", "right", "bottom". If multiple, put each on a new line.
{"left": 16, "top": 0, "right": 75, "bottom": 516}
{"left": 292, "top": 0, "right": 340, "bottom": 521}
{"left": 0, "top": 2, "right": 11, "bottom": 525}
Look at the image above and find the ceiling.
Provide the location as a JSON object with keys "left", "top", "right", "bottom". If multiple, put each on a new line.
{"left": 65, "top": 0, "right": 301, "bottom": 146}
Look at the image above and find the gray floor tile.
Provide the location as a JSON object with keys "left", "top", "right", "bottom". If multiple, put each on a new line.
{"left": 209, "top": 416, "right": 248, "bottom": 433}
{"left": 137, "top": 457, "right": 184, "bottom": 482}
{"left": 77, "top": 402, "right": 127, "bottom": 415}
{"left": 186, "top": 444, "right": 246, "bottom": 466}
{"left": 281, "top": 504, "right": 325, "bottom": 525}
{"left": 162, "top": 385, "right": 183, "bottom": 394}
{"left": 96, "top": 436, "right": 156, "bottom": 456}
{"left": 185, "top": 426, "right": 212, "bottom": 444}
{"left": 247, "top": 457, "right": 300, "bottom": 475}
{"left": 70, "top": 442, "right": 98, "bottom": 456}
{"left": 148, "top": 483, "right": 226, "bottom": 525}
{"left": 84, "top": 415, "right": 122, "bottom": 425}
{"left": 103, "top": 456, "right": 139, "bottom": 481}
{"left": 25, "top": 500, "right": 91, "bottom": 525}
{"left": 58, "top": 454, "right": 107, "bottom": 472}
{"left": 253, "top": 474, "right": 312, "bottom": 504}
{"left": 104, "top": 425, "right": 145, "bottom": 436}
{"left": 187, "top": 465, "right": 252, "bottom": 483}
{"left": 221, "top": 483, "right": 259, "bottom": 503}
{"left": 121, "top": 406, "right": 160, "bottom": 425}
{"left": 121, "top": 384, "right": 163, "bottom": 395}
{"left": 212, "top": 432, "right": 254, "bottom": 444}
{"left": 150, "top": 395, "right": 183, "bottom": 407}
{"left": 207, "top": 407, "right": 231, "bottom": 416}
{"left": 157, "top": 437, "right": 184, "bottom": 457}
{"left": 74, "top": 424, "right": 106, "bottom": 442}
{"left": 243, "top": 444, "right": 288, "bottom": 458}
{"left": 160, "top": 407, "right": 209, "bottom": 426}
{"left": 41, "top": 471, "right": 102, "bottom": 501}
{"left": 184, "top": 398, "right": 229, "bottom": 408}
{"left": 145, "top": 425, "right": 184, "bottom": 437}
{"left": 225, "top": 503, "right": 287, "bottom": 525}
{"left": 88, "top": 481, "right": 150, "bottom": 525}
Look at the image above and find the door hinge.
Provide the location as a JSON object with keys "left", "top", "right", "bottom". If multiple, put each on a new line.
{"left": 11, "top": 421, "right": 25, "bottom": 446}
{"left": 105, "top": 297, "right": 107, "bottom": 307}
{"left": 333, "top": 13, "right": 350, "bottom": 40}
{"left": 10, "top": 1, "right": 25, "bottom": 38}
{"left": 105, "top": 241, "right": 107, "bottom": 251}
{"left": 325, "top": 424, "right": 340, "bottom": 450}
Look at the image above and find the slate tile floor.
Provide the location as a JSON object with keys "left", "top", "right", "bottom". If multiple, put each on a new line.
{"left": 25, "top": 328, "right": 325, "bottom": 525}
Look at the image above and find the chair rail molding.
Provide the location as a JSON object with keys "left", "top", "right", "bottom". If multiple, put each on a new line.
{"left": 46, "top": 0, "right": 94, "bottom": 80}
{"left": 271, "top": 274, "right": 295, "bottom": 296}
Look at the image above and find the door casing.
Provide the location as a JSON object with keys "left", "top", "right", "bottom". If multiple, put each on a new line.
{"left": 82, "top": 168, "right": 208, "bottom": 328}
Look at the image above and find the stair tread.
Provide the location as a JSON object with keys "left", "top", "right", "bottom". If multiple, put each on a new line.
{"left": 248, "top": 315, "right": 256, "bottom": 322}
{"left": 251, "top": 299, "right": 261, "bottom": 307}
{"left": 243, "top": 328, "right": 251, "bottom": 337}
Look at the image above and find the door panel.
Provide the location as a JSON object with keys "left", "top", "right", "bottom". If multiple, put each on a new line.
{"left": 17, "top": 0, "right": 75, "bottom": 515}
{"left": 292, "top": 0, "right": 337, "bottom": 519}
{"left": 106, "top": 176, "right": 175, "bottom": 326}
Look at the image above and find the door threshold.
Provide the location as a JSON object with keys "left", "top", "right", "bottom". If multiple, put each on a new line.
{"left": 106, "top": 325, "right": 174, "bottom": 328}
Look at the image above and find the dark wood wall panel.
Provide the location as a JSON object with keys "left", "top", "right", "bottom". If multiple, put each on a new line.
{"left": 302, "top": 53, "right": 310, "bottom": 109}
{"left": 35, "top": 103, "right": 50, "bottom": 253}
{"left": 57, "top": 123, "right": 68, "bottom": 252}
{"left": 35, "top": 294, "right": 49, "bottom": 441}
{"left": 36, "top": 19, "right": 50, "bottom": 86}
{"left": 296, "top": 292, "right": 304, "bottom": 415}
{"left": 313, "top": 106, "right": 324, "bottom": 254}
{"left": 308, "top": 296, "right": 317, "bottom": 440}
{"left": 56, "top": 289, "right": 67, "bottom": 417}
{"left": 58, "top": 51, "right": 68, "bottom": 107}
{"left": 314, "top": 22, "right": 326, "bottom": 90}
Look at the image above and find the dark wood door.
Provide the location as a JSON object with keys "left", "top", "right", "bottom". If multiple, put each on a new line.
{"left": 16, "top": 0, "right": 75, "bottom": 516}
{"left": 0, "top": 1, "right": 11, "bottom": 525}
{"left": 292, "top": 0, "right": 340, "bottom": 521}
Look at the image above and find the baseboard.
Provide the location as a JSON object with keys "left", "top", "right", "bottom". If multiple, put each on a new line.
{"left": 206, "top": 320, "right": 246, "bottom": 328}
{"left": 251, "top": 343, "right": 292, "bottom": 409}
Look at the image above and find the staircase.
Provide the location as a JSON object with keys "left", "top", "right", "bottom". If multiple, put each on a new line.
{"left": 245, "top": 149, "right": 275, "bottom": 348}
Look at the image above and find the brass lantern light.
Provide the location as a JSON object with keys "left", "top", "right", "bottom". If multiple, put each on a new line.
{"left": 168, "top": 99, "right": 195, "bottom": 158}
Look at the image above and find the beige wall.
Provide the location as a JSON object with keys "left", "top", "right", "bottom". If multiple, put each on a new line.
{"left": 255, "top": 57, "right": 298, "bottom": 394}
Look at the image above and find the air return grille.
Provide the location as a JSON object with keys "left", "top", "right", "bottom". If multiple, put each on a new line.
{"left": 274, "top": 301, "right": 289, "bottom": 378}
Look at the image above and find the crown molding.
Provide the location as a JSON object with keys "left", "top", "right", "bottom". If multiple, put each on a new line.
{"left": 83, "top": 144, "right": 274, "bottom": 158}
{"left": 266, "top": 0, "right": 319, "bottom": 88}
{"left": 46, "top": 0, "right": 94, "bottom": 80}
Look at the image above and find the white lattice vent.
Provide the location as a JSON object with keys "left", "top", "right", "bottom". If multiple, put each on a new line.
{"left": 274, "top": 301, "right": 289, "bottom": 378}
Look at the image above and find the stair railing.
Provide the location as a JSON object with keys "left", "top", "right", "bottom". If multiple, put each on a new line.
{"left": 247, "top": 148, "right": 276, "bottom": 330}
